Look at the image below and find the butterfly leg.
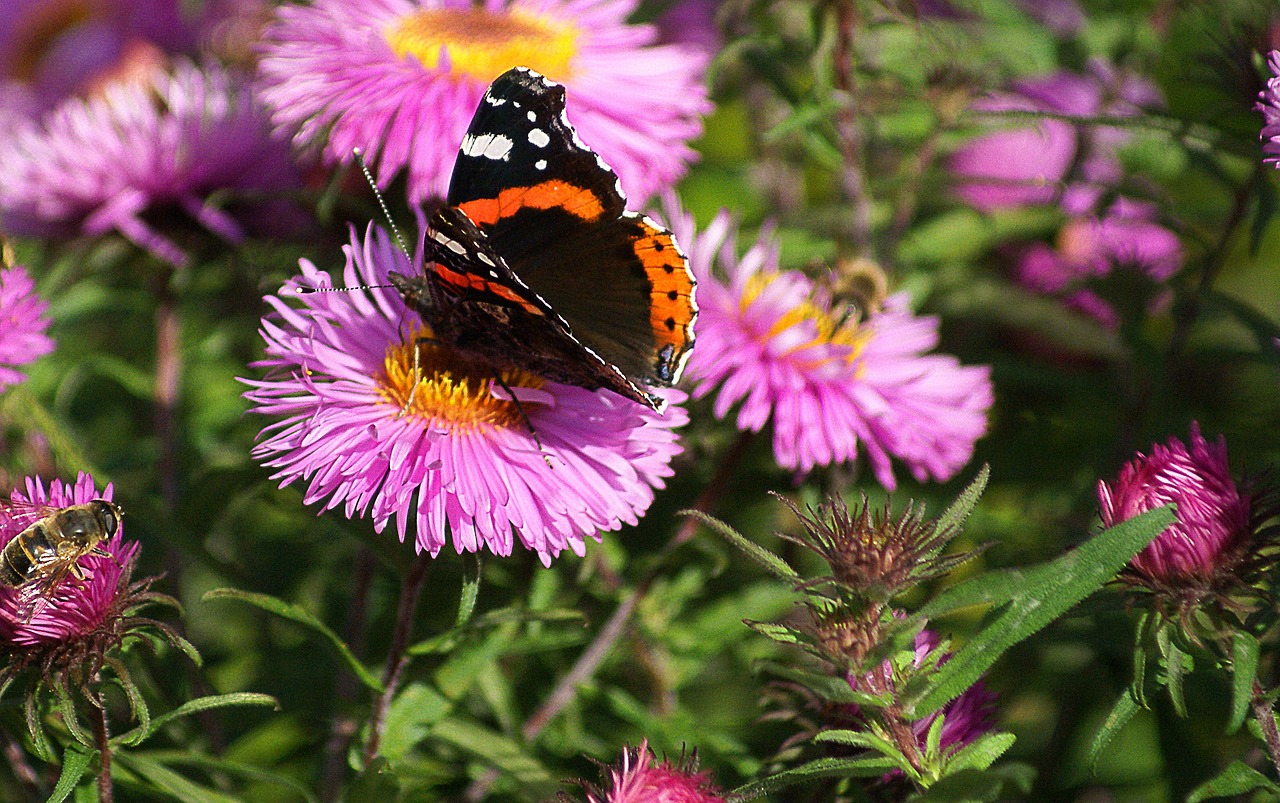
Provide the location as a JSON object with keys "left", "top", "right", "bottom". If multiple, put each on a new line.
{"left": 490, "top": 374, "right": 554, "bottom": 468}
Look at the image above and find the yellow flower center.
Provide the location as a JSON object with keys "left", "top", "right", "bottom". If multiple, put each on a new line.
{"left": 377, "top": 327, "right": 546, "bottom": 432}
{"left": 384, "top": 7, "right": 579, "bottom": 85}
{"left": 741, "top": 272, "right": 870, "bottom": 369}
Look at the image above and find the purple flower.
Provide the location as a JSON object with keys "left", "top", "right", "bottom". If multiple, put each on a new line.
{"left": 581, "top": 740, "right": 725, "bottom": 803}
{"left": 0, "top": 473, "right": 139, "bottom": 648}
{"left": 1098, "top": 423, "right": 1251, "bottom": 585}
{"left": 0, "top": 0, "right": 193, "bottom": 126}
{"left": 0, "top": 59, "right": 301, "bottom": 267}
{"left": 241, "top": 225, "right": 687, "bottom": 566}
{"left": 950, "top": 61, "right": 1161, "bottom": 214}
{"left": 1258, "top": 50, "right": 1280, "bottom": 168}
{"left": 0, "top": 265, "right": 54, "bottom": 391}
{"left": 256, "top": 0, "right": 710, "bottom": 205}
{"left": 668, "top": 200, "right": 992, "bottom": 489}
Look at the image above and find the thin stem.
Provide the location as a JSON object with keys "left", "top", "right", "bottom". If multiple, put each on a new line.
{"left": 321, "top": 545, "right": 377, "bottom": 801}
{"left": 153, "top": 264, "right": 181, "bottom": 514}
{"left": 363, "top": 550, "right": 433, "bottom": 767}
{"left": 833, "top": 0, "right": 875, "bottom": 259}
{"left": 463, "top": 429, "right": 757, "bottom": 801}
{"left": 1253, "top": 679, "right": 1280, "bottom": 778}
{"left": 90, "top": 693, "right": 113, "bottom": 803}
{"left": 2, "top": 728, "right": 44, "bottom": 799}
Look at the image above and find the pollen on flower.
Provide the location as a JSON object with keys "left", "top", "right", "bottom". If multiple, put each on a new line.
{"left": 377, "top": 328, "right": 546, "bottom": 431}
{"left": 744, "top": 272, "right": 869, "bottom": 368}
{"left": 384, "top": 8, "right": 579, "bottom": 84}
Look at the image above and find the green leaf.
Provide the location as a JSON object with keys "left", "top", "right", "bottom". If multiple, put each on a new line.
{"left": 1229, "top": 631, "right": 1261, "bottom": 734}
{"left": 935, "top": 465, "right": 989, "bottom": 539}
{"left": 1088, "top": 690, "right": 1140, "bottom": 773}
{"left": 53, "top": 682, "right": 92, "bottom": 749}
{"left": 814, "top": 729, "right": 918, "bottom": 775}
{"left": 47, "top": 745, "right": 93, "bottom": 803}
{"left": 945, "top": 732, "right": 1016, "bottom": 773}
{"left": 348, "top": 757, "right": 401, "bottom": 802}
{"left": 1187, "top": 760, "right": 1280, "bottom": 801}
{"left": 1159, "top": 628, "right": 1190, "bottom": 718}
{"left": 203, "top": 588, "right": 383, "bottom": 692}
{"left": 103, "top": 657, "right": 149, "bottom": 744}
{"left": 380, "top": 683, "right": 453, "bottom": 762}
{"left": 913, "top": 764, "right": 1037, "bottom": 802}
{"left": 430, "top": 717, "right": 557, "bottom": 794}
{"left": 114, "top": 753, "right": 242, "bottom": 803}
{"left": 456, "top": 554, "right": 482, "bottom": 629}
{"left": 728, "top": 756, "right": 899, "bottom": 799}
{"left": 909, "top": 506, "right": 1175, "bottom": 715}
{"left": 680, "top": 510, "right": 799, "bottom": 582}
{"left": 127, "top": 750, "right": 318, "bottom": 803}
{"left": 115, "top": 693, "right": 278, "bottom": 746}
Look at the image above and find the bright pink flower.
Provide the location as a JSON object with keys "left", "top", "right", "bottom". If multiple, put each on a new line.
{"left": 241, "top": 224, "right": 687, "bottom": 566}
{"left": 257, "top": 0, "right": 710, "bottom": 205}
{"left": 1258, "top": 51, "right": 1280, "bottom": 169}
{"left": 584, "top": 740, "right": 724, "bottom": 803}
{"left": 1098, "top": 424, "right": 1251, "bottom": 583}
{"left": 0, "top": 265, "right": 54, "bottom": 391}
{"left": 0, "top": 473, "right": 139, "bottom": 648}
{"left": 668, "top": 199, "right": 992, "bottom": 489}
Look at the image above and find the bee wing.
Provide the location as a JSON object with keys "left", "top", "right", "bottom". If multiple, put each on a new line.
{"left": 0, "top": 498, "right": 59, "bottom": 536}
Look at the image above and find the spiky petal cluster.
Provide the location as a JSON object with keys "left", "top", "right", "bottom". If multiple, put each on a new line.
{"left": 0, "top": 265, "right": 54, "bottom": 391}
{"left": 580, "top": 740, "right": 724, "bottom": 803}
{"left": 1258, "top": 51, "right": 1280, "bottom": 169}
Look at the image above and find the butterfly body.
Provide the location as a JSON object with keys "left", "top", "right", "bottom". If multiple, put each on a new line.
{"left": 389, "top": 67, "right": 697, "bottom": 410}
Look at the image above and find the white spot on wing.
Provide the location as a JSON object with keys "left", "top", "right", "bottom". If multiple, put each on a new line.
{"left": 527, "top": 110, "right": 537, "bottom": 122}
{"left": 535, "top": 159, "right": 547, "bottom": 170}
{"left": 485, "top": 94, "right": 506, "bottom": 106}
{"left": 528, "top": 128, "right": 550, "bottom": 148}
{"left": 461, "top": 133, "right": 514, "bottom": 161}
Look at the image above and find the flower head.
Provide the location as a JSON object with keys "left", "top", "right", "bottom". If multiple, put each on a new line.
{"left": 0, "top": 264, "right": 54, "bottom": 391}
{"left": 242, "top": 224, "right": 687, "bottom": 566}
{"left": 1258, "top": 50, "right": 1280, "bottom": 169}
{"left": 1098, "top": 424, "right": 1252, "bottom": 592}
{"left": 579, "top": 740, "right": 724, "bottom": 803}
{"left": 0, "top": 473, "right": 139, "bottom": 650}
{"left": 670, "top": 201, "right": 992, "bottom": 489}
{"left": 0, "top": 59, "right": 301, "bottom": 267}
{"left": 257, "top": 0, "right": 710, "bottom": 204}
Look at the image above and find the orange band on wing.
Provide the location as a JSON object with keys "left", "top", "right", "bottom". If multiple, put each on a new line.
{"left": 433, "top": 264, "right": 545, "bottom": 315}
{"left": 632, "top": 220, "right": 696, "bottom": 369}
{"left": 459, "top": 181, "right": 605, "bottom": 226}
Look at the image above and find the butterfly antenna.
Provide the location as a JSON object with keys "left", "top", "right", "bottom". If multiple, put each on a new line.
{"left": 353, "top": 147, "right": 412, "bottom": 262}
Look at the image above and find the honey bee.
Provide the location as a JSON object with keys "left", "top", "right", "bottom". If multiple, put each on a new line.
{"left": 0, "top": 500, "right": 122, "bottom": 592}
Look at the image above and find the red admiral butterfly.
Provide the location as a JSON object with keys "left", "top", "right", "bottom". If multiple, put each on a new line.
{"left": 387, "top": 67, "right": 697, "bottom": 411}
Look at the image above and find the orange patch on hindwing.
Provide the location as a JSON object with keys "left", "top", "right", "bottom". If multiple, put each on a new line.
{"left": 633, "top": 219, "right": 696, "bottom": 378}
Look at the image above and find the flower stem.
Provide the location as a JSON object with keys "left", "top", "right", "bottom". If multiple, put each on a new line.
{"left": 463, "top": 429, "right": 756, "bottom": 800}
{"left": 322, "top": 545, "right": 377, "bottom": 801}
{"left": 363, "top": 550, "right": 433, "bottom": 767}
{"left": 90, "top": 693, "right": 113, "bottom": 803}
{"left": 1252, "top": 679, "right": 1280, "bottom": 778}
{"left": 832, "top": 0, "right": 875, "bottom": 259}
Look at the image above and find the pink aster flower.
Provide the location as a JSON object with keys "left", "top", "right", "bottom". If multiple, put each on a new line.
{"left": 581, "top": 740, "right": 724, "bottom": 803}
{"left": 1258, "top": 51, "right": 1280, "bottom": 168}
{"left": 1098, "top": 423, "right": 1251, "bottom": 586}
{"left": 0, "top": 473, "right": 138, "bottom": 648}
{"left": 0, "top": 265, "right": 54, "bottom": 391}
{"left": 256, "top": 0, "right": 710, "bottom": 204}
{"left": 0, "top": 59, "right": 301, "bottom": 267}
{"left": 669, "top": 201, "right": 992, "bottom": 489}
{"left": 241, "top": 224, "right": 687, "bottom": 566}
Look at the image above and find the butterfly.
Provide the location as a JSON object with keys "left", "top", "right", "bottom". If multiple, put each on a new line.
{"left": 387, "top": 66, "right": 697, "bottom": 410}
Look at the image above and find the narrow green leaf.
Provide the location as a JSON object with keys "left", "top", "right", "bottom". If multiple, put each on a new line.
{"left": 1088, "top": 691, "right": 1140, "bottom": 773}
{"left": 814, "top": 729, "right": 917, "bottom": 775}
{"left": 913, "top": 764, "right": 1036, "bottom": 802}
{"left": 115, "top": 753, "right": 241, "bottom": 803}
{"left": 203, "top": 588, "right": 383, "bottom": 692}
{"left": 129, "top": 750, "right": 318, "bottom": 803}
{"left": 47, "top": 746, "right": 93, "bottom": 803}
{"left": 26, "top": 690, "right": 55, "bottom": 761}
{"left": 456, "top": 554, "right": 482, "bottom": 629}
{"left": 935, "top": 465, "right": 989, "bottom": 538}
{"left": 945, "top": 731, "right": 1016, "bottom": 773}
{"left": 1229, "top": 631, "right": 1260, "bottom": 734}
{"left": 1161, "top": 631, "right": 1190, "bottom": 718}
{"left": 104, "top": 657, "right": 149, "bottom": 745}
{"left": 744, "top": 621, "right": 804, "bottom": 645}
{"left": 679, "top": 510, "right": 799, "bottom": 582}
{"left": 380, "top": 683, "right": 453, "bottom": 761}
{"left": 1187, "top": 760, "right": 1280, "bottom": 801}
{"left": 115, "top": 693, "right": 278, "bottom": 746}
{"left": 1131, "top": 612, "right": 1150, "bottom": 710}
{"left": 53, "top": 682, "right": 92, "bottom": 748}
{"left": 430, "top": 717, "right": 556, "bottom": 793}
{"left": 924, "top": 712, "right": 947, "bottom": 762}
{"left": 728, "top": 756, "right": 899, "bottom": 799}
{"left": 348, "top": 757, "right": 401, "bottom": 802}
{"left": 909, "top": 506, "right": 1174, "bottom": 716}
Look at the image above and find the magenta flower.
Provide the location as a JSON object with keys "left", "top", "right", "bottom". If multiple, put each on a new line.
{"left": 0, "top": 59, "right": 300, "bottom": 267}
{"left": 582, "top": 740, "right": 725, "bottom": 803}
{"left": 256, "top": 0, "right": 710, "bottom": 205}
{"left": 1098, "top": 423, "right": 1251, "bottom": 585}
{"left": 669, "top": 201, "right": 992, "bottom": 489}
{"left": 1258, "top": 50, "right": 1280, "bottom": 168}
{"left": 0, "top": 0, "right": 192, "bottom": 128}
{"left": 241, "top": 225, "right": 687, "bottom": 566}
{"left": 0, "top": 473, "right": 138, "bottom": 648}
{"left": 0, "top": 265, "right": 54, "bottom": 391}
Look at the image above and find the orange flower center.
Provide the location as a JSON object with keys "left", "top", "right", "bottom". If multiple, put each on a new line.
{"left": 377, "top": 326, "right": 545, "bottom": 432}
{"left": 384, "top": 7, "right": 579, "bottom": 85}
